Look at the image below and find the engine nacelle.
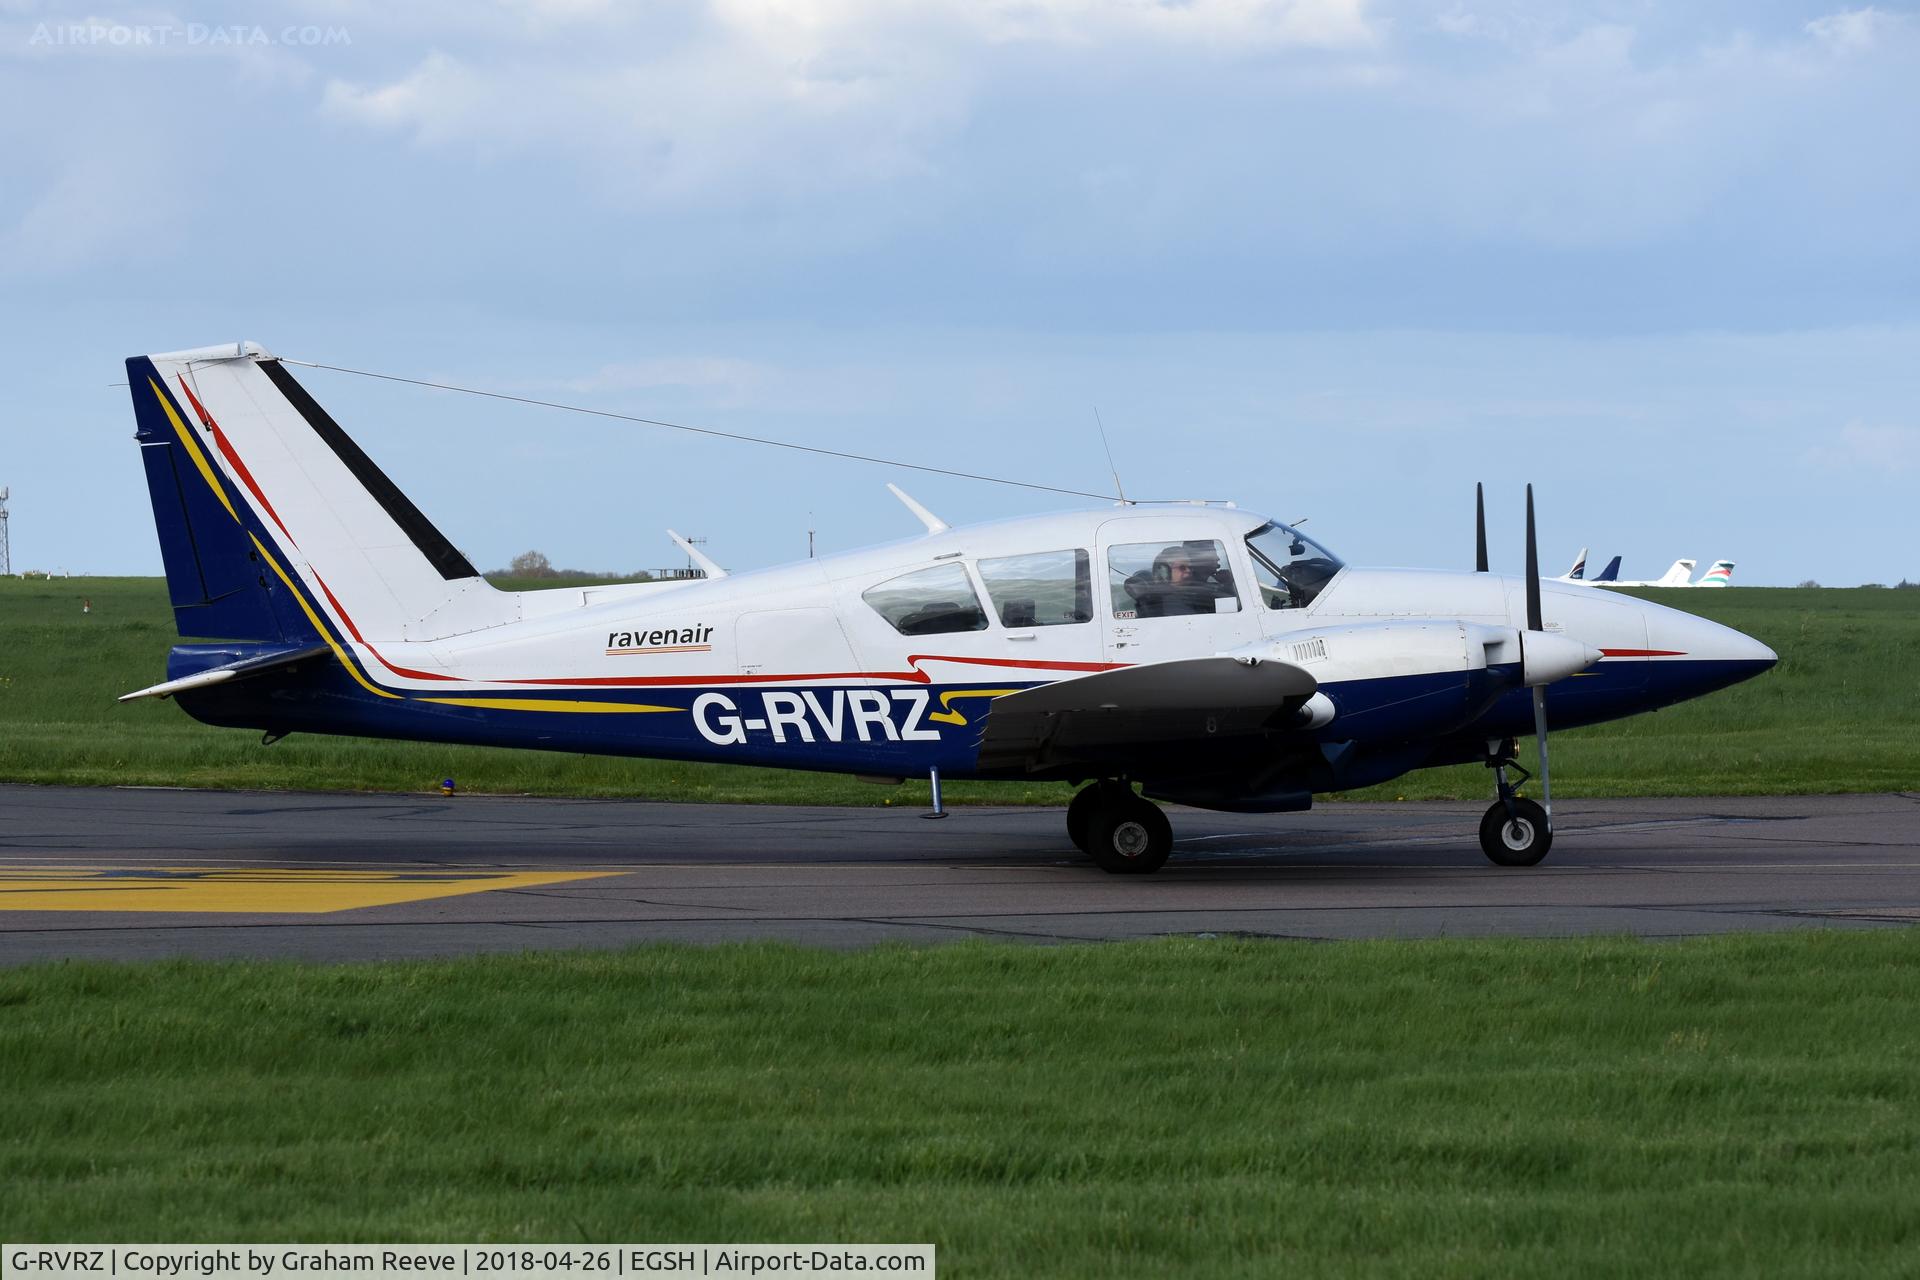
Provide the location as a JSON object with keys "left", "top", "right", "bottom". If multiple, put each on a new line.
{"left": 1226, "top": 619, "right": 1597, "bottom": 741}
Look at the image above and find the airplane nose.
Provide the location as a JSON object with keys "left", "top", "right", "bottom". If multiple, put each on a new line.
{"left": 1653, "top": 610, "right": 1776, "bottom": 667}
{"left": 1641, "top": 603, "right": 1777, "bottom": 700}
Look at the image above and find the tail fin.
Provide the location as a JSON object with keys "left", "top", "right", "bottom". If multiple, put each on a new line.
{"left": 1565, "top": 547, "right": 1588, "bottom": 580}
{"left": 1699, "top": 559, "right": 1736, "bottom": 587}
{"left": 1592, "top": 555, "right": 1622, "bottom": 582}
{"left": 1657, "top": 558, "right": 1697, "bottom": 587}
{"left": 129, "top": 343, "right": 504, "bottom": 643}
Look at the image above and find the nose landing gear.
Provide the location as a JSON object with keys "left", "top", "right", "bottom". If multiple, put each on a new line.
{"left": 1480, "top": 739, "right": 1552, "bottom": 866}
{"left": 1066, "top": 780, "right": 1173, "bottom": 874}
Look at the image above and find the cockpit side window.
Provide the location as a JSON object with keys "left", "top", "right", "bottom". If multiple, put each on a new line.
{"left": 1108, "top": 539, "right": 1240, "bottom": 619}
{"left": 862, "top": 562, "right": 990, "bottom": 636}
{"left": 976, "top": 549, "right": 1092, "bottom": 628}
{"left": 1245, "top": 522, "right": 1343, "bottom": 609}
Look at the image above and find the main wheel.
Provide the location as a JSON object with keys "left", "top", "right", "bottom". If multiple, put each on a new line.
{"left": 1479, "top": 798, "right": 1553, "bottom": 866}
{"left": 1066, "top": 784, "right": 1103, "bottom": 853}
{"left": 1087, "top": 795, "right": 1173, "bottom": 874}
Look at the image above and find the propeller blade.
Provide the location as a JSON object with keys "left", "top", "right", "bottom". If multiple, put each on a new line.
{"left": 1475, "top": 483, "right": 1489, "bottom": 573}
{"left": 1532, "top": 686, "right": 1552, "bottom": 822}
{"left": 1524, "top": 483, "right": 1542, "bottom": 632}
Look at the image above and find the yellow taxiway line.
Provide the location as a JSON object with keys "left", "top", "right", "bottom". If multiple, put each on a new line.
{"left": 0, "top": 867, "right": 610, "bottom": 914}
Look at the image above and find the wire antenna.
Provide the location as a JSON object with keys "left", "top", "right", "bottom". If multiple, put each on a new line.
{"left": 1093, "top": 407, "right": 1129, "bottom": 505}
{"left": 280, "top": 357, "right": 1122, "bottom": 504}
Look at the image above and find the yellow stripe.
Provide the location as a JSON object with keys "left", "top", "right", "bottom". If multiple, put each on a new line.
{"left": 150, "top": 377, "right": 237, "bottom": 522}
{"left": 418, "top": 697, "right": 680, "bottom": 714}
{"left": 249, "top": 533, "right": 401, "bottom": 700}
{"left": 928, "top": 687, "right": 1023, "bottom": 726}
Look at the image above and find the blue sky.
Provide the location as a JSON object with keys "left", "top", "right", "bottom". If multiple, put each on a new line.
{"left": 3, "top": 0, "right": 1916, "bottom": 584}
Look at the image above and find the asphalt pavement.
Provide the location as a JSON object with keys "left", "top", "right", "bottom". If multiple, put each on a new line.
{"left": 2, "top": 784, "right": 1915, "bottom": 962}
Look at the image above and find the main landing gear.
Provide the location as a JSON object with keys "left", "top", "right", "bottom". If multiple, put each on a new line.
{"left": 1067, "top": 780, "right": 1173, "bottom": 875}
{"left": 1480, "top": 738, "right": 1552, "bottom": 867}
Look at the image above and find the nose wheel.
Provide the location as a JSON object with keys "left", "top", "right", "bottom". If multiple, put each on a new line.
{"left": 1066, "top": 781, "right": 1173, "bottom": 874}
{"left": 1480, "top": 740, "right": 1553, "bottom": 866}
{"left": 1480, "top": 797, "right": 1551, "bottom": 865}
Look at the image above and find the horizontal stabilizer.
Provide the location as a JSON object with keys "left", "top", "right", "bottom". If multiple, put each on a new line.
{"left": 119, "top": 643, "right": 331, "bottom": 702}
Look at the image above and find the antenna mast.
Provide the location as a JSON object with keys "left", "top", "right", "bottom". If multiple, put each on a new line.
{"left": 1093, "top": 408, "right": 1128, "bottom": 505}
{"left": 0, "top": 487, "right": 10, "bottom": 577}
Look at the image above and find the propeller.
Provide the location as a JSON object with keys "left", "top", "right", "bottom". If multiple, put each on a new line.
{"left": 1474, "top": 482, "right": 1489, "bottom": 573}
{"left": 1523, "top": 483, "right": 1552, "bottom": 823}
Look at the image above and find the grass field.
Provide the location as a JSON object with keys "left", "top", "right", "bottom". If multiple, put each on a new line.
{"left": 2, "top": 575, "right": 1915, "bottom": 802}
{"left": 3, "top": 933, "right": 1918, "bottom": 1274}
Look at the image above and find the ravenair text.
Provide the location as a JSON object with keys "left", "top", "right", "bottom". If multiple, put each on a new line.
{"left": 607, "top": 624, "right": 713, "bottom": 652}
{"left": 695, "top": 689, "right": 941, "bottom": 745}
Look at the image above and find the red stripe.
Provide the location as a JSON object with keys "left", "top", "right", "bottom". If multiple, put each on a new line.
{"left": 179, "top": 377, "right": 294, "bottom": 543}
{"left": 1598, "top": 648, "right": 1688, "bottom": 657}
{"left": 312, "top": 572, "right": 459, "bottom": 682}
{"left": 486, "top": 654, "right": 1124, "bottom": 689}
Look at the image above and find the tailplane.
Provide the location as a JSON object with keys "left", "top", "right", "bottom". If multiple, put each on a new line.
{"left": 1698, "top": 559, "right": 1736, "bottom": 587}
{"left": 1564, "top": 547, "right": 1588, "bottom": 580}
{"left": 1591, "top": 555, "right": 1621, "bottom": 583}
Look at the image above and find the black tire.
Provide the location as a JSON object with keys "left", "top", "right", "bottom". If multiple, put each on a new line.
{"left": 1479, "top": 798, "right": 1553, "bottom": 866}
{"left": 1088, "top": 795, "right": 1173, "bottom": 874}
{"left": 1066, "top": 785, "right": 1102, "bottom": 853}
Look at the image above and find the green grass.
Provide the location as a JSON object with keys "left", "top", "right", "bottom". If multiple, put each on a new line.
{"left": 3, "top": 934, "right": 1919, "bottom": 1274}
{"left": 2, "top": 576, "right": 1915, "bottom": 801}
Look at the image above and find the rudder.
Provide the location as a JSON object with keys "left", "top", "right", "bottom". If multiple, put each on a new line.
{"left": 129, "top": 353, "right": 318, "bottom": 642}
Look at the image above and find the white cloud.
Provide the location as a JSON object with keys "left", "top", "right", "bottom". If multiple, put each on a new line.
{"left": 0, "top": 149, "right": 183, "bottom": 274}
{"left": 319, "top": 0, "right": 1381, "bottom": 205}
{"left": 1805, "top": 422, "right": 1920, "bottom": 473}
{"left": 1806, "top": 7, "right": 1903, "bottom": 55}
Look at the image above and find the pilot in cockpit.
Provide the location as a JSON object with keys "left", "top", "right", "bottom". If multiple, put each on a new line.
{"left": 1134, "top": 543, "right": 1234, "bottom": 617}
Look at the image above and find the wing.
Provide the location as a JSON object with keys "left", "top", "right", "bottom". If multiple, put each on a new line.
{"left": 975, "top": 655, "right": 1318, "bottom": 775}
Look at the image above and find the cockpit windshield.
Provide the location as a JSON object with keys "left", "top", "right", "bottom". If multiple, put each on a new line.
{"left": 1245, "top": 522, "right": 1343, "bottom": 610}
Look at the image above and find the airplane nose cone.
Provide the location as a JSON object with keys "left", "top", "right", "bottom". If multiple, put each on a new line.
{"left": 1642, "top": 604, "right": 1777, "bottom": 701}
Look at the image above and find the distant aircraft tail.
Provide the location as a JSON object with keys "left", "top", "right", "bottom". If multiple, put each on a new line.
{"left": 1591, "top": 556, "right": 1622, "bottom": 583}
{"left": 1657, "top": 559, "right": 1697, "bottom": 587}
{"left": 128, "top": 343, "right": 503, "bottom": 643}
{"left": 1564, "top": 547, "right": 1588, "bottom": 580}
{"left": 1698, "top": 559, "right": 1736, "bottom": 587}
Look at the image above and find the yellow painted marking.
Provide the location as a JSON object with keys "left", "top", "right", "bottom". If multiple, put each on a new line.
{"left": 0, "top": 867, "right": 609, "bottom": 914}
{"left": 928, "top": 687, "right": 1023, "bottom": 726}
{"left": 150, "top": 377, "right": 239, "bottom": 522}
{"left": 249, "top": 532, "right": 401, "bottom": 700}
{"left": 418, "top": 697, "right": 680, "bottom": 714}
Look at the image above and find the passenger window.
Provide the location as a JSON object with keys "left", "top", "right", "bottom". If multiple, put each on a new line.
{"left": 862, "top": 563, "right": 990, "bottom": 636}
{"left": 1108, "top": 540, "right": 1240, "bottom": 619}
{"left": 976, "top": 549, "right": 1092, "bottom": 628}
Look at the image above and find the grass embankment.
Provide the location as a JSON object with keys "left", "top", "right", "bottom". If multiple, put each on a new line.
{"left": 3, "top": 935, "right": 1919, "bottom": 1273}
{"left": 1, "top": 576, "right": 1914, "bottom": 801}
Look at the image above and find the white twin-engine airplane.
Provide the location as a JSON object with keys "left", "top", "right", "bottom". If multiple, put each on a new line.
{"left": 122, "top": 343, "right": 1777, "bottom": 873}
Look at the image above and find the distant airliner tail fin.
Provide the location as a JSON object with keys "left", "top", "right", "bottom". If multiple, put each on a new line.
{"left": 1657, "top": 559, "right": 1697, "bottom": 587}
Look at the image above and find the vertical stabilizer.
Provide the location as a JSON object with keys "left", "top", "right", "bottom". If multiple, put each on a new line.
{"left": 1698, "top": 559, "right": 1736, "bottom": 587}
{"left": 1657, "top": 559, "right": 1698, "bottom": 587}
{"left": 129, "top": 344, "right": 511, "bottom": 643}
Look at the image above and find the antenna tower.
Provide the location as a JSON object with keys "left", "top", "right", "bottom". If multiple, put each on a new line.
{"left": 0, "top": 488, "right": 10, "bottom": 577}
